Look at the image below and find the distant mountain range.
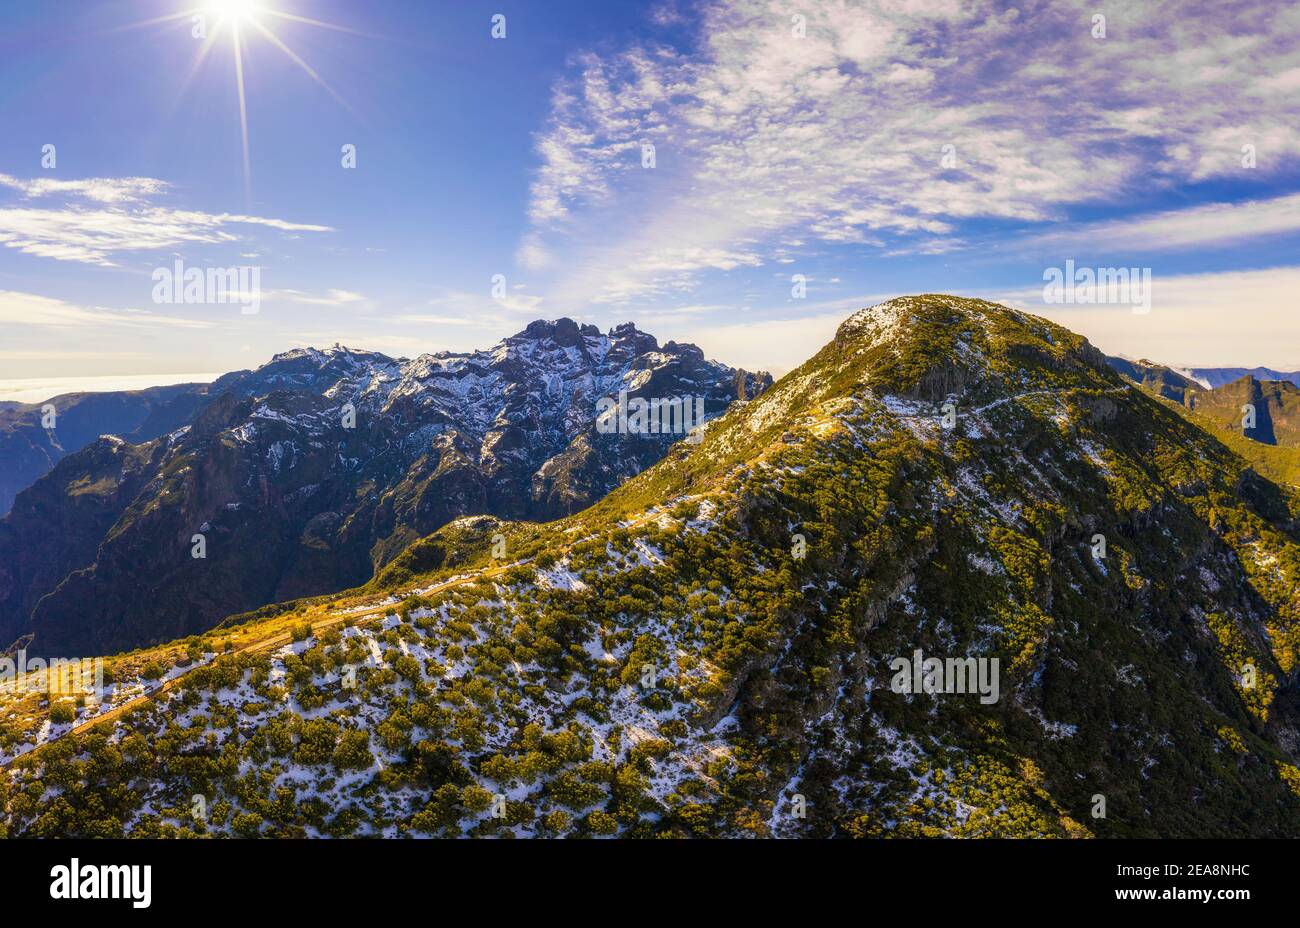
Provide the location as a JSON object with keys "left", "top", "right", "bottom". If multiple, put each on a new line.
{"left": 1184, "top": 367, "right": 1300, "bottom": 390}
{"left": 0, "top": 319, "right": 769, "bottom": 657}
{"left": 4, "top": 356, "right": 1292, "bottom": 522}
{"left": 1105, "top": 357, "right": 1300, "bottom": 404}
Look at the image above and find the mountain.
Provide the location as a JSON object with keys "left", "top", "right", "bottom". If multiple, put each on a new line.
{"left": 1107, "top": 357, "right": 1300, "bottom": 487}
{"left": 1105, "top": 357, "right": 1300, "bottom": 434}
{"left": 1105, "top": 358, "right": 1300, "bottom": 447}
{"left": 0, "top": 320, "right": 770, "bottom": 658}
{"left": 1103, "top": 356, "right": 1202, "bottom": 405}
{"left": 1184, "top": 376, "right": 1300, "bottom": 447}
{"left": 0, "top": 384, "right": 212, "bottom": 516}
{"left": 5, "top": 295, "right": 1299, "bottom": 839}
{"left": 1188, "top": 367, "right": 1300, "bottom": 390}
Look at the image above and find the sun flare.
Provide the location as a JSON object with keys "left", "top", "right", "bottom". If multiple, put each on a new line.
{"left": 207, "top": 0, "right": 262, "bottom": 23}
{"left": 115, "top": 1, "right": 359, "bottom": 202}
{"left": 108, "top": 0, "right": 366, "bottom": 202}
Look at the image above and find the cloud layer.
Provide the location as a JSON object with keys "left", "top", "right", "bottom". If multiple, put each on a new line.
{"left": 524, "top": 0, "right": 1300, "bottom": 304}
{"left": 0, "top": 173, "right": 332, "bottom": 266}
{"left": 0, "top": 290, "right": 217, "bottom": 330}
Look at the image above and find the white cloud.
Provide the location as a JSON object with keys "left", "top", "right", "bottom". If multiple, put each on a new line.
{"left": 0, "top": 290, "right": 218, "bottom": 330}
{"left": 265, "top": 288, "right": 367, "bottom": 306}
{"left": 524, "top": 0, "right": 1300, "bottom": 304}
{"left": 0, "top": 173, "right": 167, "bottom": 204}
{"left": 0, "top": 174, "right": 333, "bottom": 266}
{"left": 654, "top": 264, "right": 1300, "bottom": 376}
{"left": 0, "top": 372, "right": 221, "bottom": 404}
{"left": 393, "top": 314, "right": 485, "bottom": 326}
{"left": 424, "top": 286, "right": 545, "bottom": 319}
{"left": 1025, "top": 193, "right": 1300, "bottom": 254}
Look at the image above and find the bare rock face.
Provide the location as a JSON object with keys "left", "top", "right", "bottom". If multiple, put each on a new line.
{"left": 0, "top": 320, "right": 771, "bottom": 657}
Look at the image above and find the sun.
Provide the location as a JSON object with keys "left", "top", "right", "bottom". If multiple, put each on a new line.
{"left": 161, "top": 1, "right": 366, "bottom": 201}
{"left": 118, "top": 1, "right": 363, "bottom": 202}
{"left": 207, "top": 0, "right": 261, "bottom": 23}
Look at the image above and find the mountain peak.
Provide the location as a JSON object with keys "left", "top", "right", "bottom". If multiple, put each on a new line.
{"left": 837, "top": 296, "right": 919, "bottom": 344}
{"left": 608, "top": 321, "right": 658, "bottom": 353}
{"left": 839, "top": 294, "right": 1034, "bottom": 339}
{"left": 512, "top": 318, "right": 599, "bottom": 346}
{"left": 834, "top": 294, "right": 1111, "bottom": 403}
{"left": 266, "top": 344, "right": 393, "bottom": 366}
{"left": 508, "top": 318, "right": 667, "bottom": 353}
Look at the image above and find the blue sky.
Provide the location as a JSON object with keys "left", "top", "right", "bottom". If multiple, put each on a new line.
{"left": 2, "top": 0, "right": 1299, "bottom": 384}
